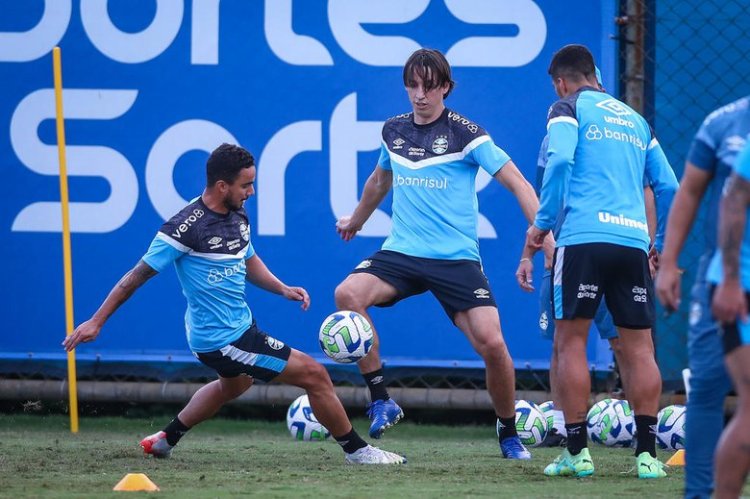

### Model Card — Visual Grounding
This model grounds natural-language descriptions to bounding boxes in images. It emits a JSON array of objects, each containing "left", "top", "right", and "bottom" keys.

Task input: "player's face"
[
  {"left": 405, "top": 71, "right": 449, "bottom": 124},
  {"left": 223, "top": 166, "right": 256, "bottom": 211}
]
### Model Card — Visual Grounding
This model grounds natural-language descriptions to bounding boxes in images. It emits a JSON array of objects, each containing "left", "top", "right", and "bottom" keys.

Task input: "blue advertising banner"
[{"left": 1, "top": 1, "right": 617, "bottom": 371}]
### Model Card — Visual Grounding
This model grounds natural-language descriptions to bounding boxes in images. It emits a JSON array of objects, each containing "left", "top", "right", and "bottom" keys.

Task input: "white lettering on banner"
[
  {"left": 0, "top": 1, "right": 71, "bottom": 62},
  {"left": 257, "top": 121, "right": 323, "bottom": 236},
  {"left": 146, "top": 120, "right": 239, "bottom": 221},
  {"left": 444, "top": 0, "right": 546, "bottom": 67},
  {"left": 0, "top": 1, "right": 547, "bottom": 67},
  {"left": 266, "top": 0, "right": 333, "bottom": 66},
  {"left": 80, "top": 0, "right": 183, "bottom": 64},
  {"left": 10, "top": 89, "right": 139, "bottom": 233}
]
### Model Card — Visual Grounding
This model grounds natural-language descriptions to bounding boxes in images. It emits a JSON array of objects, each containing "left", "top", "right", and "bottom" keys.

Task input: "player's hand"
[
  {"left": 655, "top": 261, "right": 682, "bottom": 312},
  {"left": 711, "top": 279, "right": 748, "bottom": 324},
  {"left": 525, "top": 225, "right": 548, "bottom": 253},
  {"left": 648, "top": 247, "right": 660, "bottom": 279},
  {"left": 336, "top": 216, "right": 363, "bottom": 242},
  {"left": 62, "top": 319, "right": 102, "bottom": 352},
  {"left": 516, "top": 258, "right": 534, "bottom": 292},
  {"left": 542, "top": 233, "right": 555, "bottom": 270},
  {"left": 282, "top": 285, "right": 310, "bottom": 311}
]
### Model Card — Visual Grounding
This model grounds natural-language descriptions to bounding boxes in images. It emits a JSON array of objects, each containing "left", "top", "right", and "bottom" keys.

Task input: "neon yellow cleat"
[
  {"left": 636, "top": 452, "right": 667, "bottom": 479},
  {"left": 543, "top": 448, "right": 595, "bottom": 477}
]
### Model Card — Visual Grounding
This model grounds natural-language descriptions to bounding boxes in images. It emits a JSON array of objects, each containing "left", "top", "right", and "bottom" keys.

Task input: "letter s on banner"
[{"left": 11, "top": 89, "right": 139, "bottom": 233}]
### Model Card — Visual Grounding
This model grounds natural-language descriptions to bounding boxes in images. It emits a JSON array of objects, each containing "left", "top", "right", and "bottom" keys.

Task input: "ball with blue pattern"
[{"left": 318, "top": 310, "right": 373, "bottom": 364}]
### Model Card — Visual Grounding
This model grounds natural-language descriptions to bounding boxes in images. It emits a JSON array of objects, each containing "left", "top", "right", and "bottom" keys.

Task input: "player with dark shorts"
[
  {"left": 63, "top": 143, "right": 405, "bottom": 465},
  {"left": 517, "top": 45, "right": 678, "bottom": 478},
  {"left": 708, "top": 140, "right": 750, "bottom": 498},
  {"left": 335, "top": 48, "right": 549, "bottom": 460}
]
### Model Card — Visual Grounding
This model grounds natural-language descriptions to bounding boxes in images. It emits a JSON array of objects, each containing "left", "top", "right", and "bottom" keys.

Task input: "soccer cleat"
[
  {"left": 140, "top": 431, "right": 174, "bottom": 459},
  {"left": 366, "top": 399, "right": 404, "bottom": 439},
  {"left": 540, "top": 428, "right": 568, "bottom": 448},
  {"left": 499, "top": 436, "right": 532, "bottom": 460},
  {"left": 543, "top": 448, "right": 595, "bottom": 477},
  {"left": 344, "top": 445, "right": 407, "bottom": 465},
  {"left": 636, "top": 452, "right": 667, "bottom": 479}
]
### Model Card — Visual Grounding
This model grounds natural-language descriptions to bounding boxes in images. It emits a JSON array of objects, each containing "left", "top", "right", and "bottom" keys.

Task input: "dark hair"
[
  {"left": 206, "top": 143, "right": 255, "bottom": 187},
  {"left": 548, "top": 44, "right": 596, "bottom": 82},
  {"left": 403, "top": 48, "right": 455, "bottom": 99}
]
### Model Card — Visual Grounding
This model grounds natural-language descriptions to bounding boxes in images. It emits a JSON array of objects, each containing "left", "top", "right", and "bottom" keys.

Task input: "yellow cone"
[
  {"left": 666, "top": 449, "right": 685, "bottom": 466},
  {"left": 113, "top": 473, "right": 160, "bottom": 492}
]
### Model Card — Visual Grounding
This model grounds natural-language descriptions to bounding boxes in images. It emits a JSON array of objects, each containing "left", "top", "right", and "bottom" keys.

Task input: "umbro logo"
[
  {"left": 392, "top": 138, "right": 405, "bottom": 150},
  {"left": 208, "top": 236, "right": 223, "bottom": 249},
  {"left": 474, "top": 288, "right": 490, "bottom": 299}
]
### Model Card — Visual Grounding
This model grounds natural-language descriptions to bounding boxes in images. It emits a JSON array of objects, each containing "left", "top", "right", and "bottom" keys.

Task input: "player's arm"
[
  {"left": 712, "top": 171, "right": 750, "bottom": 322},
  {"left": 62, "top": 260, "right": 157, "bottom": 351},
  {"left": 655, "top": 163, "right": 711, "bottom": 311},
  {"left": 336, "top": 165, "right": 393, "bottom": 241},
  {"left": 245, "top": 254, "right": 310, "bottom": 310}
]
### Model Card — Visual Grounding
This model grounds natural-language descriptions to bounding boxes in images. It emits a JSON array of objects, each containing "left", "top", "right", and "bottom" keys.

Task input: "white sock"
[{"left": 552, "top": 409, "right": 567, "bottom": 436}]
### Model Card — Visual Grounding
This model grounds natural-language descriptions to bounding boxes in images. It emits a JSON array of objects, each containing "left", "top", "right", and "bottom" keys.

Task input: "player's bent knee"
[{"left": 334, "top": 283, "right": 363, "bottom": 310}]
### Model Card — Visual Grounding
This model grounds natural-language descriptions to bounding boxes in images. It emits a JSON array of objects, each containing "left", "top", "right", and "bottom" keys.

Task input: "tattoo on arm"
[{"left": 719, "top": 174, "right": 750, "bottom": 280}]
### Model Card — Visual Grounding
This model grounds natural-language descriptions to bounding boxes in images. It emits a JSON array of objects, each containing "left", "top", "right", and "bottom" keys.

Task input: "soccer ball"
[
  {"left": 538, "top": 400, "right": 556, "bottom": 433},
  {"left": 318, "top": 310, "right": 373, "bottom": 363},
  {"left": 286, "top": 394, "right": 330, "bottom": 441},
  {"left": 656, "top": 404, "right": 686, "bottom": 450},
  {"left": 587, "top": 398, "right": 636, "bottom": 447},
  {"left": 500, "top": 400, "right": 548, "bottom": 447}
]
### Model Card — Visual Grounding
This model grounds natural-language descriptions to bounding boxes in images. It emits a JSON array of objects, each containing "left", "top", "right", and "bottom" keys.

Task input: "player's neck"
[
  {"left": 413, "top": 104, "right": 445, "bottom": 125},
  {"left": 201, "top": 190, "right": 229, "bottom": 215}
]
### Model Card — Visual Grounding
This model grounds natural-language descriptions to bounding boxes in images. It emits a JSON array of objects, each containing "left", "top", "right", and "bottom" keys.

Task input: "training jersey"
[
  {"left": 534, "top": 87, "right": 678, "bottom": 252},
  {"left": 142, "top": 197, "right": 256, "bottom": 353},
  {"left": 707, "top": 141, "right": 750, "bottom": 289},
  {"left": 378, "top": 107, "right": 510, "bottom": 261},
  {"left": 689, "top": 97, "right": 750, "bottom": 284}
]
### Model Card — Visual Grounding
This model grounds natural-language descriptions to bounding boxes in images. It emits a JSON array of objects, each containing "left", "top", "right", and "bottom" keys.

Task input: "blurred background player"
[
  {"left": 655, "top": 96, "right": 749, "bottom": 498},
  {"left": 518, "top": 44, "right": 677, "bottom": 478},
  {"left": 656, "top": 97, "right": 750, "bottom": 498},
  {"left": 62, "top": 143, "right": 405, "bottom": 465},
  {"left": 334, "top": 48, "right": 548, "bottom": 459},
  {"left": 708, "top": 139, "right": 750, "bottom": 499}
]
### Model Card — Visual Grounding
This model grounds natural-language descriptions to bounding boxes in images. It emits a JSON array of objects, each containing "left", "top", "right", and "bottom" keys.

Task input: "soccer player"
[
  {"left": 656, "top": 96, "right": 749, "bottom": 497},
  {"left": 62, "top": 143, "right": 405, "bottom": 465},
  {"left": 517, "top": 44, "right": 678, "bottom": 478},
  {"left": 334, "top": 48, "right": 547, "bottom": 459},
  {"left": 708, "top": 140, "right": 750, "bottom": 499}
]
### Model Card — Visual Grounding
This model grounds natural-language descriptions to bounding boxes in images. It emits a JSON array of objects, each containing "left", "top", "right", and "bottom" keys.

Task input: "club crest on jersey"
[
  {"left": 266, "top": 336, "right": 285, "bottom": 350},
  {"left": 240, "top": 223, "right": 249, "bottom": 241},
  {"left": 432, "top": 135, "right": 448, "bottom": 154}
]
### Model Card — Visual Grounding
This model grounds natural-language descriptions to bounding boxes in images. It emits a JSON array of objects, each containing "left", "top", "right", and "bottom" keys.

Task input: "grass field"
[{"left": 0, "top": 413, "right": 689, "bottom": 498}]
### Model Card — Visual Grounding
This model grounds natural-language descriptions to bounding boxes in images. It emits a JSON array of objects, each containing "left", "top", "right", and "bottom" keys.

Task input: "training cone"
[
  {"left": 666, "top": 449, "right": 685, "bottom": 466},
  {"left": 113, "top": 473, "right": 160, "bottom": 492}
]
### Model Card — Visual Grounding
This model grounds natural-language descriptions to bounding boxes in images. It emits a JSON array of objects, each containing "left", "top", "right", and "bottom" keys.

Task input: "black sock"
[
  {"left": 163, "top": 417, "right": 190, "bottom": 446},
  {"left": 565, "top": 422, "right": 587, "bottom": 455},
  {"left": 496, "top": 416, "right": 518, "bottom": 440},
  {"left": 334, "top": 428, "right": 368, "bottom": 454},
  {"left": 363, "top": 368, "right": 389, "bottom": 402},
  {"left": 634, "top": 415, "right": 657, "bottom": 457}
]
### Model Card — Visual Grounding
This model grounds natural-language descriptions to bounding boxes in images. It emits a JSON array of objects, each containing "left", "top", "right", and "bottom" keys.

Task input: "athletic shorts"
[
  {"left": 351, "top": 250, "right": 497, "bottom": 319},
  {"left": 710, "top": 287, "right": 750, "bottom": 355},
  {"left": 195, "top": 321, "right": 291, "bottom": 382},
  {"left": 552, "top": 243, "right": 654, "bottom": 329},
  {"left": 539, "top": 268, "right": 618, "bottom": 340}
]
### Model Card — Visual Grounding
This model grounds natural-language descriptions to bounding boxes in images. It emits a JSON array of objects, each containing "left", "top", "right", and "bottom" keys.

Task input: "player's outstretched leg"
[
  {"left": 277, "top": 349, "right": 406, "bottom": 464},
  {"left": 335, "top": 273, "right": 404, "bottom": 439},
  {"left": 140, "top": 376, "right": 254, "bottom": 458}
]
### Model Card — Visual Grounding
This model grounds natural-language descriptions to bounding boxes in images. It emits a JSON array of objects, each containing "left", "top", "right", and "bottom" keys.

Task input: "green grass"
[{"left": 0, "top": 414, "right": 685, "bottom": 498}]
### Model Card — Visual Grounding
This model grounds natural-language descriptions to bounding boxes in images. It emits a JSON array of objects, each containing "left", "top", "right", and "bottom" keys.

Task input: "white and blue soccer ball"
[
  {"left": 587, "top": 398, "right": 636, "bottom": 447},
  {"left": 656, "top": 404, "right": 686, "bottom": 450},
  {"left": 501, "top": 400, "right": 548, "bottom": 447},
  {"left": 318, "top": 310, "right": 373, "bottom": 364},
  {"left": 538, "top": 400, "right": 556, "bottom": 433},
  {"left": 286, "top": 394, "right": 330, "bottom": 441}
]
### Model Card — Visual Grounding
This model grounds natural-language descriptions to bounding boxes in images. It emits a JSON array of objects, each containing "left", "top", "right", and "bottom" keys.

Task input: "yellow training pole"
[{"left": 53, "top": 46, "right": 79, "bottom": 433}]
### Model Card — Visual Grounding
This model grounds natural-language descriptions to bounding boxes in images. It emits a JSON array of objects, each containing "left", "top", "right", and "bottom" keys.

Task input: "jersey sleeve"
[
  {"left": 534, "top": 135, "right": 549, "bottom": 196},
  {"left": 733, "top": 142, "right": 750, "bottom": 181},
  {"left": 377, "top": 142, "right": 392, "bottom": 171},
  {"left": 534, "top": 100, "right": 578, "bottom": 231},
  {"left": 687, "top": 115, "right": 720, "bottom": 171},
  {"left": 142, "top": 232, "right": 188, "bottom": 272},
  {"left": 468, "top": 137, "right": 510, "bottom": 176},
  {"left": 645, "top": 137, "right": 679, "bottom": 251}
]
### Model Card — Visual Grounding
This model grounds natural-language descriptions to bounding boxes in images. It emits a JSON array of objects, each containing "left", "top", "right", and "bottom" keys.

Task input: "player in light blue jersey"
[
  {"left": 517, "top": 45, "right": 678, "bottom": 478},
  {"left": 656, "top": 96, "right": 750, "bottom": 498},
  {"left": 62, "top": 144, "right": 405, "bottom": 465},
  {"left": 334, "top": 48, "right": 548, "bottom": 459}
]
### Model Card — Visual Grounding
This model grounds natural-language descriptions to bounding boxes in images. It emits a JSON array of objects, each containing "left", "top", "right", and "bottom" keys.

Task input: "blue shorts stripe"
[{"left": 254, "top": 354, "right": 288, "bottom": 373}]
